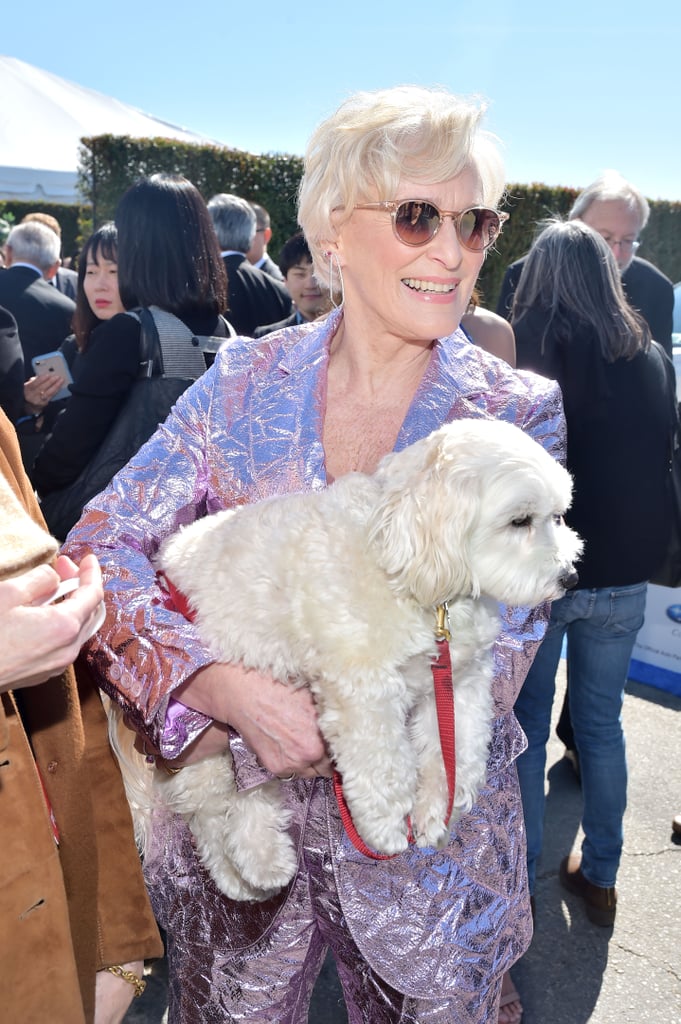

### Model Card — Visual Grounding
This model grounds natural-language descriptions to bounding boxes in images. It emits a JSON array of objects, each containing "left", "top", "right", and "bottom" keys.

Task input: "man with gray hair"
[
  {"left": 246, "top": 202, "right": 285, "bottom": 281},
  {"left": 0, "top": 221, "right": 75, "bottom": 367},
  {"left": 207, "top": 193, "right": 291, "bottom": 336},
  {"left": 496, "top": 170, "right": 674, "bottom": 355},
  {"left": 21, "top": 211, "right": 79, "bottom": 299}
]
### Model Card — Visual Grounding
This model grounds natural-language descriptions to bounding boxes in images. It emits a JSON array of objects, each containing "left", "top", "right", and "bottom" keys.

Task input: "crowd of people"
[{"left": 0, "top": 83, "right": 677, "bottom": 1024}]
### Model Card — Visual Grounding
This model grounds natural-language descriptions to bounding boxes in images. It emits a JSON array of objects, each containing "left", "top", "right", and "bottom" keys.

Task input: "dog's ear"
[{"left": 368, "top": 432, "right": 481, "bottom": 605}]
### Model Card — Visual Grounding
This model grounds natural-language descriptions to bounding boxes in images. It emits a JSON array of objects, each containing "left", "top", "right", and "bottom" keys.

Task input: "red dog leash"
[
  {"left": 334, "top": 603, "right": 456, "bottom": 859},
  {"left": 158, "top": 573, "right": 456, "bottom": 859}
]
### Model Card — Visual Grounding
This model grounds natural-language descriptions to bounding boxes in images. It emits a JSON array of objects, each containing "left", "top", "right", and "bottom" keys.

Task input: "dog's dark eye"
[{"left": 511, "top": 515, "right": 533, "bottom": 528}]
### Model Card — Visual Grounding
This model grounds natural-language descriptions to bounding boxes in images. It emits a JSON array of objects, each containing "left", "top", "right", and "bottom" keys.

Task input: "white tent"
[{"left": 0, "top": 56, "right": 226, "bottom": 204}]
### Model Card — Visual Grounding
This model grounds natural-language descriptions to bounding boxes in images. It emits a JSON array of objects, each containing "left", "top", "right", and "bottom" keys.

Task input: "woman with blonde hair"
[{"left": 66, "top": 85, "right": 562, "bottom": 1023}]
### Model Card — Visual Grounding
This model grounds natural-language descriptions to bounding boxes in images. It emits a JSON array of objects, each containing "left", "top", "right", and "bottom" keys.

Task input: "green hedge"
[
  {"left": 0, "top": 200, "right": 88, "bottom": 265},
  {"left": 78, "top": 137, "right": 681, "bottom": 308},
  {"left": 79, "top": 135, "right": 302, "bottom": 258}
]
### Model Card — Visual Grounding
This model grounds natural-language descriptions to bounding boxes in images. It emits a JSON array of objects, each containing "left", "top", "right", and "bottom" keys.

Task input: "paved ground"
[{"left": 125, "top": 663, "right": 681, "bottom": 1023}]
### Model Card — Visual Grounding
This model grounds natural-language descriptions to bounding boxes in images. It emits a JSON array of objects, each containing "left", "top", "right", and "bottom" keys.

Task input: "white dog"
[{"left": 108, "top": 418, "right": 582, "bottom": 901}]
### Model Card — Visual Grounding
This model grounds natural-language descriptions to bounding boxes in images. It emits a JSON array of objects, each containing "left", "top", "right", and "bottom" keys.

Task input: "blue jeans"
[{"left": 515, "top": 582, "right": 647, "bottom": 891}]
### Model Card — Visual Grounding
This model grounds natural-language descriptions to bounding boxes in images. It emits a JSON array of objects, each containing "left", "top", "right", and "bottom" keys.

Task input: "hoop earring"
[{"left": 326, "top": 251, "right": 345, "bottom": 308}]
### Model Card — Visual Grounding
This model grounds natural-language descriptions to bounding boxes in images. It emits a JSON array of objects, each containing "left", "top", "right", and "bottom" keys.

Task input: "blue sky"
[{"left": 5, "top": 0, "right": 681, "bottom": 200}]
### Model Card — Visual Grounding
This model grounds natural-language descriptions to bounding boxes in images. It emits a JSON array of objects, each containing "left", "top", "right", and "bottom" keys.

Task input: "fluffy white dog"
[{"left": 108, "top": 418, "right": 581, "bottom": 901}]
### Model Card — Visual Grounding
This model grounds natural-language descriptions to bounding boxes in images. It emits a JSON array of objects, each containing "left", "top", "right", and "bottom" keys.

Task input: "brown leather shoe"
[
  {"left": 673, "top": 814, "right": 681, "bottom": 836},
  {"left": 559, "top": 854, "right": 617, "bottom": 927}
]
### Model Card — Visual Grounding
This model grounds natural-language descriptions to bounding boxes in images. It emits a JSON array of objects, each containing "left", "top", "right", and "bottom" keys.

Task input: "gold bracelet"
[{"left": 105, "top": 964, "right": 146, "bottom": 998}]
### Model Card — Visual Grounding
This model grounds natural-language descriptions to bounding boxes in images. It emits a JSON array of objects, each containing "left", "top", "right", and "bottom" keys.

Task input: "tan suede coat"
[{"left": 0, "top": 412, "right": 163, "bottom": 1024}]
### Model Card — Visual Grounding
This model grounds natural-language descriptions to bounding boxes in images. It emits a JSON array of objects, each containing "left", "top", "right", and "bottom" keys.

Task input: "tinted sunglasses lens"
[
  {"left": 460, "top": 208, "right": 501, "bottom": 251},
  {"left": 394, "top": 201, "right": 440, "bottom": 245}
]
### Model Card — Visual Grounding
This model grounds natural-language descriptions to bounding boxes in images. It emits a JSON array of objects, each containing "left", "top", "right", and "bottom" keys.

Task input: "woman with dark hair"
[
  {"left": 115, "top": 175, "right": 227, "bottom": 318},
  {"left": 15, "top": 223, "right": 123, "bottom": 470},
  {"left": 71, "top": 221, "right": 122, "bottom": 354},
  {"left": 511, "top": 218, "right": 675, "bottom": 931},
  {"left": 31, "top": 174, "right": 230, "bottom": 536}
]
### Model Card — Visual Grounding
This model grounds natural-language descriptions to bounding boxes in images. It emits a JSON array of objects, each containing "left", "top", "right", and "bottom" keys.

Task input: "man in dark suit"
[
  {"left": 496, "top": 171, "right": 674, "bottom": 356},
  {"left": 207, "top": 194, "right": 292, "bottom": 336},
  {"left": 255, "top": 233, "right": 332, "bottom": 337},
  {"left": 21, "top": 212, "right": 78, "bottom": 299},
  {"left": 0, "top": 221, "right": 75, "bottom": 367},
  {"left": 247, "top": 203, "right": 285, "bottom": 281}
]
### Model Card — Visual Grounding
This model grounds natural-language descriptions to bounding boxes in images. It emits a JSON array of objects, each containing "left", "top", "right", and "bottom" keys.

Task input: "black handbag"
[
  {"left": 650, "top": 344, "right": 681, "bottom": 589},
  {"left": 39, "top": 307, "right": 230, "bottom": 540}
]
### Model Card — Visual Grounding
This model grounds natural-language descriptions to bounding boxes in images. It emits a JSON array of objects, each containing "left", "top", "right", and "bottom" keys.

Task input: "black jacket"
[
  {"left": 222, "top": 254, "right": 292, "bottom": 336},
  {"left": 514, "top": 307, "right": 674, "bottom": 587},
  {"left": 0, "top": 265, "right": 75, "bottom": 366},
  {"left": 31, "top": 309, "right": 224, "bottom": 496}
]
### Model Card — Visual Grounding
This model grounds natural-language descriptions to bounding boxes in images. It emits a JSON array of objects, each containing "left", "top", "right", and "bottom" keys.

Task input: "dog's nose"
[{"left": 560, "top": 568, "right": 579, "bottom": 591}]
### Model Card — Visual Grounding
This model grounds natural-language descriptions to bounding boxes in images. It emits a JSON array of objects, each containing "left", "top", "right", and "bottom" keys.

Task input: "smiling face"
[
  {"left": 333, "top": 166, "right": 487, "bottom": 349},
  {"left": 285, "top": 258, "right": 328, "bottom": 321},
  {"left": 83, "top": 246, "right": 124, "bottom": 320}
]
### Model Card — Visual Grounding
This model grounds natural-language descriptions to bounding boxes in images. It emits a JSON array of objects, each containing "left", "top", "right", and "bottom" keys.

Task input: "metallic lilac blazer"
[{"left": 65, "top": 307, "right": 565, "bottom": 1008}]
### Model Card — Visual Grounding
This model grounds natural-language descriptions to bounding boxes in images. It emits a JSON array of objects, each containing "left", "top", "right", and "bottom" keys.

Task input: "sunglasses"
[{"left": 353, "top": 200, "right": 508, "bottom": 251}]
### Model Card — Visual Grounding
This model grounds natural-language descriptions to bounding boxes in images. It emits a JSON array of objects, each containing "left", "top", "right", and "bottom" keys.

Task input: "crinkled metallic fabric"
[{"left": 65, "top": 309, "right": 567, "bottom": 1022}]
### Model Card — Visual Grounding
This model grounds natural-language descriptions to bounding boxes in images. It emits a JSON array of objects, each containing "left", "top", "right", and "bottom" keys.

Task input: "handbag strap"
[
  {"left": 127, "top": 307, "right": 225, "bottom": 379},
  {"left": 147, "top": 307, "right": 209, "bottom": 379}
]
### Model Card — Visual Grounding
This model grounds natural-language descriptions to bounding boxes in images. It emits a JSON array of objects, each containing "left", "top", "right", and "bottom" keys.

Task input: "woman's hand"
[
  {"left": 0, "top": 553, "right": 104, "bottom": 693},
  {"left": 94, "top": 961, "right": 144, "bottom": 1024},
  {"left": 175, "top": 663, "right": 334, "bottom": 779},
  {"left": 24, "top": 372, "right": 65, "bottom": 414}
]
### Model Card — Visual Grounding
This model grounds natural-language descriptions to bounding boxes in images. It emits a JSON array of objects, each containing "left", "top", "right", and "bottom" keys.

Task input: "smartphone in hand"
[{"left": 32, "top": 350, "right": 74, "bottom": 401}]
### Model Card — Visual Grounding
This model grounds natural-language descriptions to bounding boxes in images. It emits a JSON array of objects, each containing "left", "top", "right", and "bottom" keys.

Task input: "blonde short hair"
[{"left": 298, "top": 85, "right": 505, "bottom": 286}]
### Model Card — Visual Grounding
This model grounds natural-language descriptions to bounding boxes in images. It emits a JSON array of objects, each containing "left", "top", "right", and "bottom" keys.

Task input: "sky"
[{"left": 4, "top": 0, "right": 681, "bottom": 201}]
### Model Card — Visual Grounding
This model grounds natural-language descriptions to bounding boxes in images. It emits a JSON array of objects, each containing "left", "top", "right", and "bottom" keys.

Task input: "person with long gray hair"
[
  {"left": 511, "top": 218, "right": 675, "bottom": 933},
  {"left": 66, "top": 85, "right": 559, "bottom": 1024}
]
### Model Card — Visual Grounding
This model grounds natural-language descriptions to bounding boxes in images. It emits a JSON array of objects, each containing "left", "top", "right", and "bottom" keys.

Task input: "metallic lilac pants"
[{"left": 145, "top": 778, "right": 509, "bottom": 1023}]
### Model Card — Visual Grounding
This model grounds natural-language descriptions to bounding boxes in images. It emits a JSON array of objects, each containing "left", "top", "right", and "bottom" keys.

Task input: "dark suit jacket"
[
  {"left": 54, "top": 266, "right": 78, "bottom": 301},
  {"left": 222, "top": 254, "right": 292, "bottom": 336},
  {"left": 253, "top": 311, "right": 302, "bottom": 338},
  {"left": 621, "top": 257, "right": 674, "bottom": 353},
  {"left": 257, "top": 254, "right": 285, "bottom": 282},
  {"left": 0, "top": 266, "right": 75, "bottom": 367},
  {"left": 496, "top": 254, "right": 674, "bottom": 356},
  {"left": 0, "top": 304, "right": 25, "bottom": 423}
]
